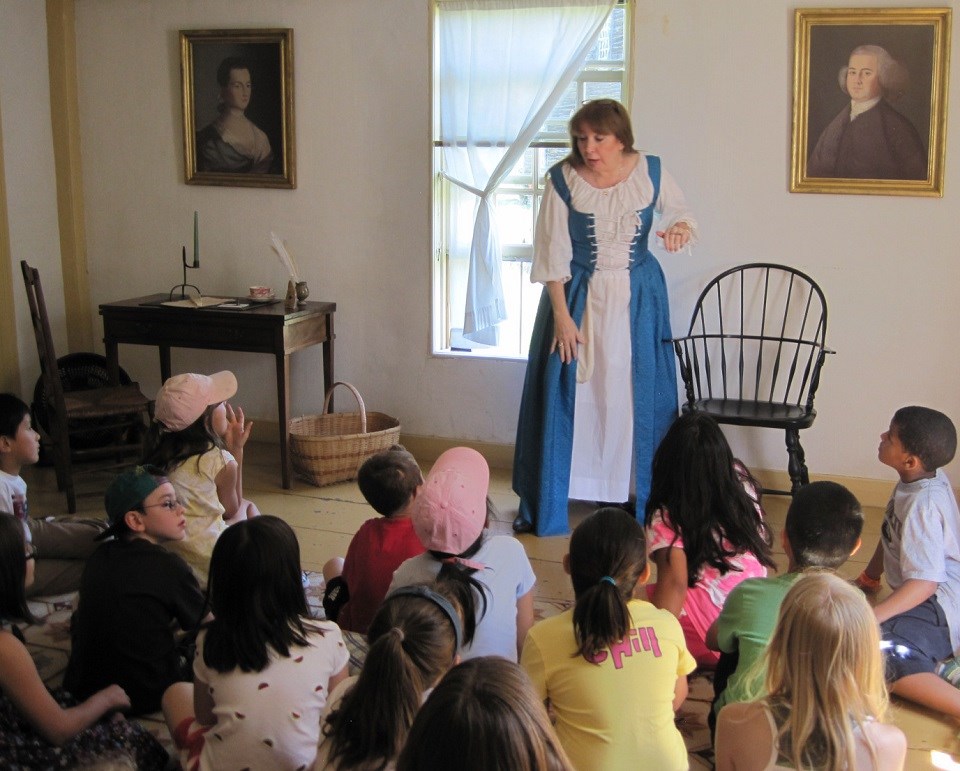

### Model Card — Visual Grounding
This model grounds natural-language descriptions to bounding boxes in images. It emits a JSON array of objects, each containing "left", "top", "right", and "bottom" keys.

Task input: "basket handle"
[{"left": 322, "top": 381, "right": 367, "bottom": 433}]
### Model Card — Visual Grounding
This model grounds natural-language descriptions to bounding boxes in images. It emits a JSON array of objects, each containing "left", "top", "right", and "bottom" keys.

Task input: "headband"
[{"left": 387, "top": 584, "right": 463, "bottom": 654}]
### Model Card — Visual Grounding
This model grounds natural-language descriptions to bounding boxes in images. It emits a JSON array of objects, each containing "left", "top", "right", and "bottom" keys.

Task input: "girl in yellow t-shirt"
[{"left": 521, "top": 507, "right": 696, "bottom": 771}]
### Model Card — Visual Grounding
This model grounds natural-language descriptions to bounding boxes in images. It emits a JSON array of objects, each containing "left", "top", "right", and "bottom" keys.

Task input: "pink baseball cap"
[
  {"left": 412, "top": 447, "right": 489, "bottom": 558},
  {"left": 154, "top": 371, "right": 237, "bottom": 431}
]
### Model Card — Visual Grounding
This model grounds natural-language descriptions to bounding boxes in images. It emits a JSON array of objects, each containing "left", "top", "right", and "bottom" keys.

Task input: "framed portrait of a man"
[
  {"left": 790, "top": 8, "right": 950, "bottom": 197},
  {"left": 181, "top": 28, "right": 295, "bottom": 189}
]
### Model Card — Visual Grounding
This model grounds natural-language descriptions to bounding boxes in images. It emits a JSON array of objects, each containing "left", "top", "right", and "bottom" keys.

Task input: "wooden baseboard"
[
  {"left": 750, "top": 469, "right": 895, "bottom": 509},
  {"left": 397, "top": 437, "right": 915, "bottom": 509},
  {"left": 256, "top": 424, "right": 945, "bottom": 509}
]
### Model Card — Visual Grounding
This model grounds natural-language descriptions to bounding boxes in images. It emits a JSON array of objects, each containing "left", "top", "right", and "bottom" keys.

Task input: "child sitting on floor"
[
  {"left": 322, "top": 445, "right": 425, "bottom": 634},
  {"left": 0, "top": 393, "right": 107, "bottom": 597},
  {"left": 521, "top": 507, "right": 695, "bottom": 770},
  {"left": 0, "top": 515, "right": 168, "bottom": 769},
  {"left": 397, "top": 657, "right": 574, "bottom": 771},
  {"left": 315, "top": 583, "right": 472, "bottom": 770},
  {"left": 714, "top": 572, "right": 906, "bottom": 771},
  {"left": 706, "top": 481, "right": 864, "bottom": 732},
  {"left": 644, "top": 412, "right": 776, "bottom": 667},
  {"left": 141, "top": 371, "right": 260, "bottom": 584},
  {"left": 856, "top": 405, "right": 960, "bottom": 718},
  {"left": 63, "top": 466, "right": 206, "bottom": 716},
  {"left": 389, "top": 447, "right": 536, "bottom": 661},
  {"left": 163, "top": 516, "right": 348, "bottom": 771}
]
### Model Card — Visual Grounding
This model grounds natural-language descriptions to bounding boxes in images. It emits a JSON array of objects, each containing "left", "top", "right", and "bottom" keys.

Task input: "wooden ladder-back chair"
[
  {"left": 20, "top": 260, "right": 152, "bottom": 512},
  {"left": 671, "top": 263, "right": 833, "bottom": 494}
]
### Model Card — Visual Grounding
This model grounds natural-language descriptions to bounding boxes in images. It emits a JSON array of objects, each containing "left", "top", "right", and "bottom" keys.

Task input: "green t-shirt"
[{"left": 714, "top": 572, "right": 801, "bottom": 715}]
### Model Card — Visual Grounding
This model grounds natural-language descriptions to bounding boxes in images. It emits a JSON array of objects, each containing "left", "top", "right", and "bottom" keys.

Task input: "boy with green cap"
[{"left": 64, "top": 466, "right": 206, "bottom": 715}]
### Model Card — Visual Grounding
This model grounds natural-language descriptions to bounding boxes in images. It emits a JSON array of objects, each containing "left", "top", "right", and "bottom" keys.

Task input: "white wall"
[
  {"left": 629, "top": 3, "right": 960, "bottom": 482},
  {"left": 0, "top": 0, "right": 68, "bottom": 391},
  {"left": 5, "top": 0, "right": 959, "bottom": 484}
]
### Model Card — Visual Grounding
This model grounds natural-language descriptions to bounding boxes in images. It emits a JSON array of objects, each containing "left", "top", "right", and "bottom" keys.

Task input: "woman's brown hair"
[{"left": 567, "top": 99, "right": 636, "bottom": 168}]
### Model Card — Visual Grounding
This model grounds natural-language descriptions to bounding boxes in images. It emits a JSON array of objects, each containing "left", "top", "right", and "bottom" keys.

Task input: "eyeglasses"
[
  {"left": 143, "top": 499, "right": 185, "bottom": 512},
  {"left": 25, "top": 545, "right": 37, "bottom": 561}
]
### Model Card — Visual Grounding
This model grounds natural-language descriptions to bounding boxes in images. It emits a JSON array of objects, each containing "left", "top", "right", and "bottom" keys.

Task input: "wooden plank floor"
[{"left": 24, "top": 441, "right": 959, "bottom": 769}]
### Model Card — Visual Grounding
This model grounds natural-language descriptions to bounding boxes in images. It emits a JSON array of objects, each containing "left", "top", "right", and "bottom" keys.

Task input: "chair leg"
[
  {"left": 785, "top": 428, "right": 809, "bottom": 495},
  {"left": 50, "top": 434, "right": 77, "bottom": 514}
]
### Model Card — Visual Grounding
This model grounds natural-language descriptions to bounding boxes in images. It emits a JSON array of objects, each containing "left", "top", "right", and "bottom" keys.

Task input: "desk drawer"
[{"left": 104, "top": 317, "right": 277, "bottom": 352}]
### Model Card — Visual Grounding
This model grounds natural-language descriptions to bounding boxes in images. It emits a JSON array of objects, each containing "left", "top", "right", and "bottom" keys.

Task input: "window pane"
[
  {"left": 584, "top": 81, "right": 622, "bottom": 102},
  {"left": 539, "top": 82, "right": 577, "bottom": 138},
  {"left": 541, "top": 147, "right": 569, "bottom": 171},
  {"left": 585, "top": 7, "right": 625, "bottom": 63},
  {"left": 495, "top": 193, "right": 534, "bottom": 248}
]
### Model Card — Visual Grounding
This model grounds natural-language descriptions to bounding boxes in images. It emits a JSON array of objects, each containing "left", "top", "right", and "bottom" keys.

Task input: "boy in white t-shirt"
[
  {"left": 857, "top": 405, "right": 960, "bottom": 717},
  {"left": 0, "top": 393, "right": 106, "bottom": 596}
]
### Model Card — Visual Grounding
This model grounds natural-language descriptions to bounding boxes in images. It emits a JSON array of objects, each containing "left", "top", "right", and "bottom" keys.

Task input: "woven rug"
[{"left": 25, "top": 574, "right": 715, "bottom": 768}]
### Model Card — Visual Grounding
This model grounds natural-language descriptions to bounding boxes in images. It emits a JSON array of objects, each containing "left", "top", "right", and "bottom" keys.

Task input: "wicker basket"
[{"left": 289, "top": 382, "right": 401, "bottom": 487}]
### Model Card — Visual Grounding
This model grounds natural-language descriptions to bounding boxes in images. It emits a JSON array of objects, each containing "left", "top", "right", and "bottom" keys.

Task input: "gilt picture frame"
[
  {"left": 790, "top": 8, "right": 950, "bottom": 197},
  {"left": 181, "top": 28, "right": 295, "bottom": 189}
]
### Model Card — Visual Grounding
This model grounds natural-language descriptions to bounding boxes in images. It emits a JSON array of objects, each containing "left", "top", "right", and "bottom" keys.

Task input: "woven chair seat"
[{"left": 62, "top": 384, "right": 151, "bottom": 419}]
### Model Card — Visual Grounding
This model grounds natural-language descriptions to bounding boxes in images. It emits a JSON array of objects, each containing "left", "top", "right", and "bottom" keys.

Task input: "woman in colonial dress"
[{"left": 513, "top": 99, "right": 696, "bottom": 536}]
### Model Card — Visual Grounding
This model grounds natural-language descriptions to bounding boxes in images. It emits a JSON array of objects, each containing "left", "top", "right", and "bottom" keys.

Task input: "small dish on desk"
[{"left": 246, "top": 292, "right": 276, "bottom": 303}]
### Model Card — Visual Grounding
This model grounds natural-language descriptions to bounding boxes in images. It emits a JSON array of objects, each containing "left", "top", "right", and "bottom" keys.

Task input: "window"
[{"left": 432, "top": 3, "right": 630, "bottom": 359}]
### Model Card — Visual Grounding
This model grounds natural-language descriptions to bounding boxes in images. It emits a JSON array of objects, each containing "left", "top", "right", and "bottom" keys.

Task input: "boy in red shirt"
[{"left": 322, "top": 445, "right": 425, "bottom": 633}]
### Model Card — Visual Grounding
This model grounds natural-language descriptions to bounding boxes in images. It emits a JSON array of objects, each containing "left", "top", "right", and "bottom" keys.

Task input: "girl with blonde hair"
[{"left": 715, "top": 572, "right": 906, "bottom": 771}]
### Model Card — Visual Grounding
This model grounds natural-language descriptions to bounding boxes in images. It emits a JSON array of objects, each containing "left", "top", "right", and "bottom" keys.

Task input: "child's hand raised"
[{"left": 222, "top": 403, "right": 253, "bottom": 454}]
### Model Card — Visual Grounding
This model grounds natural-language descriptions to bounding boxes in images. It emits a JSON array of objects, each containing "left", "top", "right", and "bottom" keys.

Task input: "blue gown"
[{"left": 513, "top": 158, "right": 678, "bottom": 536}]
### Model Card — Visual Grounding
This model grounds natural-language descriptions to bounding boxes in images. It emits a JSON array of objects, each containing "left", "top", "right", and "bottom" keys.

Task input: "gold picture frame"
[
  {"left": 790, "top": 8, "right": 950, "bottom": 196},
  {"left": 181, "top": 28, "right": 295, "bottom": 189}
]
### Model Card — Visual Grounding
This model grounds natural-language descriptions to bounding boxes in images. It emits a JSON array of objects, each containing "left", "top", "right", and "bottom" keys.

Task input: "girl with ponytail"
[
  {"left": 315, "top": 584, "right": 471, "bottom": 770},
  {"left": 521, "top": 507, "right": 696, "bottom": 771}
]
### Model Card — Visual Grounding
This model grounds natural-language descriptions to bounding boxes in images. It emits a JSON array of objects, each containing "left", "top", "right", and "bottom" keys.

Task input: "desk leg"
[
  {"left": 105, "top": 341, "right": 120, "bottom": 385},
  {"left": 323, "top": 313, "right": 335, "bottom": 411},
  {"left": 159, "top": 346, "right": 172, "bottom": 383},
  {"left": 277, "top": 353, "right": 291, "bottom": 489}
]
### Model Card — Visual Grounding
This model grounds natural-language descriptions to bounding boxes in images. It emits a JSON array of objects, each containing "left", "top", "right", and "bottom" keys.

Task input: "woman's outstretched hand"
[{"left": 656, "top": 221, "right": 692, "bottom": 253}]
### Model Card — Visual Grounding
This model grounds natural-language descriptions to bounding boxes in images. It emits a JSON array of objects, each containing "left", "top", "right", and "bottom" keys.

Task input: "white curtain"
[{"left": 437, "top": 0, "right": 615, "bottom": 344}]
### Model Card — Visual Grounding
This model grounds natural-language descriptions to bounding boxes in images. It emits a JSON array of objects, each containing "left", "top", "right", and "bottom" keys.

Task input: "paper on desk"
[{"left": 161, "top": 297, "right": 232, "bottom": 308}]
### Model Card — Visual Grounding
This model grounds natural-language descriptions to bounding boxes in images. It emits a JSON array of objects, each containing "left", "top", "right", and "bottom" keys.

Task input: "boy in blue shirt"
[{"left": 858, "top": 406, "right": 960, "bottom": 717}]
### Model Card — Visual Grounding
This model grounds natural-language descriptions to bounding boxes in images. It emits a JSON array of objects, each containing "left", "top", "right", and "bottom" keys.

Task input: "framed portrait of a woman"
[
  {"left": 790, "top": 8, "right": 950, "bottom": 197},
  {"left": 181, "top": 28, "right": 295, "bottom": 189}
]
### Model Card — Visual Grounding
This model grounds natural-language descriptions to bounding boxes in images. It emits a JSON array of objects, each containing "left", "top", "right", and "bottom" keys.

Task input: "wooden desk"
[{"left": 99, "top": 294, "right": 336, "bottom": 488}]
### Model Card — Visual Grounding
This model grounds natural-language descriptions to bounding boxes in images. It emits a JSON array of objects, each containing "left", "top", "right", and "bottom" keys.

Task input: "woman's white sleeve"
[
  {"left": 656, "top": 166, "right": 700, "bottom": 245},
  {"left": 530, "top": 175, "right": 573, "bottom": 285}
]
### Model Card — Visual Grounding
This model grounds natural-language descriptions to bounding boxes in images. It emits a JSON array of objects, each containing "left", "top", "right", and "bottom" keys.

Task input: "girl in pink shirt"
[{"left": 644, "top": 413, "right": 775, "bottom": 667}]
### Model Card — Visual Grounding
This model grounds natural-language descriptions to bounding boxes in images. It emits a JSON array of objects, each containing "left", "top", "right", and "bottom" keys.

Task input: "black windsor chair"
[{"left": 671, "top": 263, "right": 833, "bottom": 495}]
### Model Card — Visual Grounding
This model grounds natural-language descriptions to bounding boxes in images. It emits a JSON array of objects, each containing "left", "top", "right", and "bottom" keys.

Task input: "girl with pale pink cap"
[
  {"left": 388, "top": 447, "right": 537, "bottom": 662},
  {"left": 141, "top": 370, "right": 260, "bottom": 584}
]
